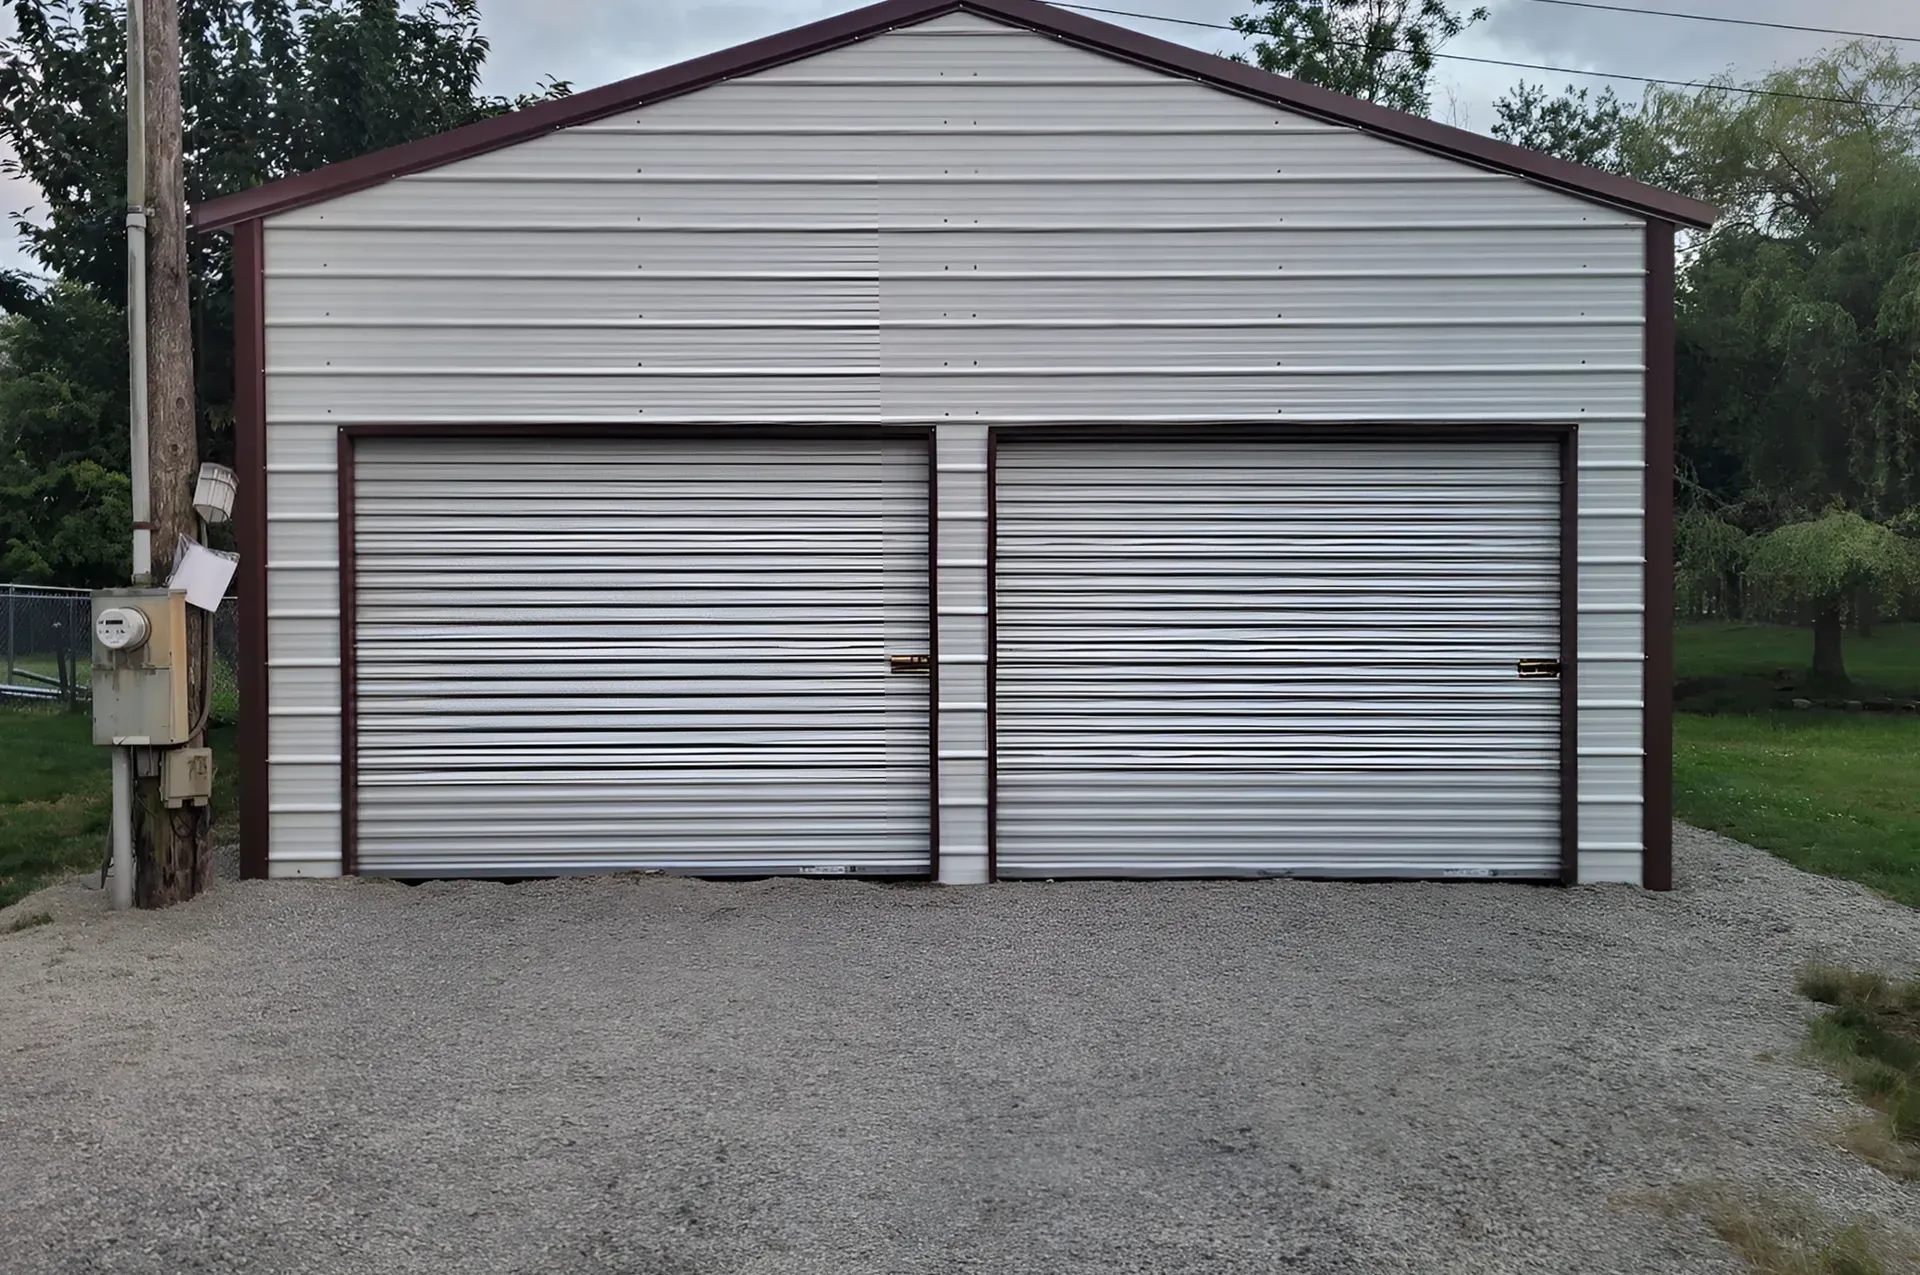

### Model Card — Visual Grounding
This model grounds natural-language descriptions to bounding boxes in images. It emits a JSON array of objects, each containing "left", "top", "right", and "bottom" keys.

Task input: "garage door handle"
[
  {"left": 890, "top": 654, "right": 932, "bottom": 675},
  {"left": 1518, "top": 659, "right": 1562, "bottom": 679}
]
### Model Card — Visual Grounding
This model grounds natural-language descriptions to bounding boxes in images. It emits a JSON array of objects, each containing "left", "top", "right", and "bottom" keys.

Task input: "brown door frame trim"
[
  {"left": 984, "top": 430, "right": 999, "bottom": 884},
  {"left": 335, "top": 422, "right": 940, "bottom": 880},
  {"left": 336, "top": 428, "right": 359, "bottom": 874},
  {"left": 985, "top": 421, "right": 1580, "bottom": 884}
]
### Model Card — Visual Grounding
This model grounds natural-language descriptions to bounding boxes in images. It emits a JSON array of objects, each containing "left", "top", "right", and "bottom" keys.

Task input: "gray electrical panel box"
[
  {"left": 162, "top": 747, "right": 214, "bottom": 807},
  {"left": 91, "top": 588, "right": 191, "bottom": 746}
]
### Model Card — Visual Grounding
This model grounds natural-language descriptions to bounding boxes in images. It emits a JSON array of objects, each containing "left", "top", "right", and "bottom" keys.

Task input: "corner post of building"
[{"left": 1643, "top": 219, "right": 1678, "bottom": 892}]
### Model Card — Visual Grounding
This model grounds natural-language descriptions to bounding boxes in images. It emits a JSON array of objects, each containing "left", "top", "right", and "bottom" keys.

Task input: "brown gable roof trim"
[{"left": 191, "top": 0, "right": 1716, "bottom": 232}]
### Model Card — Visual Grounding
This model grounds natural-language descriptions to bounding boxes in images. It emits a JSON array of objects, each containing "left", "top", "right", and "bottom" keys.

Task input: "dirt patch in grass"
[{"left": 1799, "top": 965, "right": 1920, "bottom": 1180}]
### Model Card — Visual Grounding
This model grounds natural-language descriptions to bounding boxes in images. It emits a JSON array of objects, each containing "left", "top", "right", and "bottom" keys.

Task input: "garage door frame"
[
  {"left": 336, "top": 422, "right": 940, "bottom": 878},
  {"left": 985, "top": 422, "right": 1578, "bottom": 884}
]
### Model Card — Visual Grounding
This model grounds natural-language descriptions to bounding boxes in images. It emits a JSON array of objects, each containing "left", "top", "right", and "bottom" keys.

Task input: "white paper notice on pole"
[{"left": 167, "top": 534, "right": 239, "bottom": 612}]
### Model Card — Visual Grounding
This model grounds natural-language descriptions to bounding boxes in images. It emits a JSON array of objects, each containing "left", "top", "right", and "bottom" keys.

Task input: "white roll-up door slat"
[
  {"left": 994, "top": 439, "right": 1563, "bottom": 879},
  {"left": 352, "top": 436, "right": 931, "bottom": 877}
]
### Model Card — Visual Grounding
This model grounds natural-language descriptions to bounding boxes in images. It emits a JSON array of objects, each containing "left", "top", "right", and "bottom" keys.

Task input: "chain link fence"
[{"left": 1, "top": 584, "right": 238, "bottom": 724}]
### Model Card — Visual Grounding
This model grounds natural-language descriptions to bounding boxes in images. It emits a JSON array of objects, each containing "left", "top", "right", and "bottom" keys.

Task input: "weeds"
[
  {"left": 1653, "top": 1184, "right": 1917, "bottom": 1275},
  {"left": 5, "top": 910, "right": 53, "bottom": 933},
  {"left": 1800, "top": 964, "right": 1920, "bottom": 1179}
]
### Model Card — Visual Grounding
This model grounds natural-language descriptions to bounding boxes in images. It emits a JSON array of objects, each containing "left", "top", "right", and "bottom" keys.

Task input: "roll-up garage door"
[
  {"left": 349, "top": 435, "right": 931, "bottom": 877},
  {"left": 993, "top": 438, "right": 1566, "bottom": 879}
]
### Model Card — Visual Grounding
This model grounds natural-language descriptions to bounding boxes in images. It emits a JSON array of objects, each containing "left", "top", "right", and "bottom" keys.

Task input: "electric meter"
[{"left": 95, "top": 606, "right": 152, "bottom": 652}]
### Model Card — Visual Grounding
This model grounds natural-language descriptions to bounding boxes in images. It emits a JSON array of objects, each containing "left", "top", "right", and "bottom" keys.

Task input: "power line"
[
  {"left": 1047, "top": 3, "right": 1920, "bottom": 113},
  {"left": 1052, "top": 0, "right": 1920, "bottom": 46},
  {"left": 1051, "top": 4, "right": 1244, "bottom": 31},
  {"left": 1515, "top": 0, "right": 1920, "bottom": 47}
]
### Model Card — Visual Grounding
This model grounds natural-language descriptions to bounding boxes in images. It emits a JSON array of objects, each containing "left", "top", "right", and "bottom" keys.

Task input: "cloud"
[{"left": 1479, "top": 0, "right": 1917, "bottom": 83}]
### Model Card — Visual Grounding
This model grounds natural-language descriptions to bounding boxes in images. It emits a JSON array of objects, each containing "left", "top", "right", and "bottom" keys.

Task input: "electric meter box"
[{"left": 91, "top": 588, "right": 191, "bottom": 747}]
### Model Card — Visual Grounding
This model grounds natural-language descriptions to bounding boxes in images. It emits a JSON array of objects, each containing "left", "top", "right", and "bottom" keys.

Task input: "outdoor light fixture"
[{"left": 192, "top": 462, "right": 237, "bottom": 524}]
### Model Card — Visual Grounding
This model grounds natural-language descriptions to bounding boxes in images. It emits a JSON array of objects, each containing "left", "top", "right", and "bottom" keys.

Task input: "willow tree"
[
  {"left": 1492, "top": 46, "right": 1920, "bottom": 525},
  {"left": 1653, "top": 44, "right": 1920, "bottom": 522},
  {"left": 1674, "top": 510, "right": 1748, "bottom": 620},
  {"left": 1745, "top": 511, "right": 1919, "bottom": 685}
]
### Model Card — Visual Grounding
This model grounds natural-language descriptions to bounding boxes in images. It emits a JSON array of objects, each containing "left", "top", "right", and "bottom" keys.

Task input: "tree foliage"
[
  {"left": 0, "top": 285, "right": 131, "bottom": 584},
  {"left": 1745, "top": 510, "right": 1918, "bottom": 617},
  {"left": 1491, "top": 81, "right": 1632, "bottom": 171},
  {"left": 1493, "top": 47, "right": 1920, "bottom": 522},
  {"left": 1229, "top": 0, "right": 1487, "bottom": 116},
  {"left": 1, "top": 0, "right": 568, "bottom": 308},
  {"left": 1662, "top": 46, "right": 1920, "bottom": 525},
  {"left": 1675, "top": 509, "right": 1748, "bottom": 620},
  {"left": 1489, "top": 45, "right": 1920, "bottom": 666},
  {"left": 0, "top": 0, "right": 566, "bottom": 584}
]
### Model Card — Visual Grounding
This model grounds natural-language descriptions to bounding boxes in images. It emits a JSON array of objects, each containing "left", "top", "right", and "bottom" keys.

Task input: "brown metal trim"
[
  {"left": 191, "top": 0, "right": 1714, "bottom": 234},
  {"left": 332, "top": 421, "right": 938, "bottom": 880},
  {"left": 335, "top": 422, "right": 914, "bottom": 441},
  {"left": 985, "top": 430, "right": 1000, "bottom": 884},
  {"left": 987, "top": 421, "right": 1580, "bottom": 884},
  {"left": 1559, "top": 427, "right": 1580, "bottom": 886},
  {"left": 337, "top": 429, "right": 359, "bottom": 876},
  {"left": 1643, "top": 220, "right": 1677, "bottom": 891},
  {"left": 234, "top": 219, "right": 270, "bottom": 881},
  {"left": 993, "top": 422, "right": 1577, "bottom": 445},
  {"left": 927, "top": 434, "right": 941, "bottom": 882}
]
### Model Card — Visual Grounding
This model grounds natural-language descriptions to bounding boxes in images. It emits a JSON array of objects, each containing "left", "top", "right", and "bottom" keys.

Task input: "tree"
[
  {"left": 1487, "top": 46, "right": 1920, "bottom": 661},
  {"left": 1507, "top": 45, "right": 1920, "bottom": 575},
  {"left": 1491, "top": 81, "right": 1631, "bottom": 171},
  {"left": 0, "top": 0, "right": 570, "bottom": 542},
  {"left": 0, "top": 284, "right": 132, "bottom": 584},
  {"left": 1229, "top": 0, "right": 1488, "bottom": 116},
  {"left": 1744, "top": 510, "right": 1919, "bottom": 684},
  {"left": 1631, "top": 42, "right": 1920, "bottom": 519},
  {"left": 1674, "top": 138, "right": 1920, "bottom": 523},
  {"left": 1674, "top": 509, "right": 1748, "bottom": 621}
]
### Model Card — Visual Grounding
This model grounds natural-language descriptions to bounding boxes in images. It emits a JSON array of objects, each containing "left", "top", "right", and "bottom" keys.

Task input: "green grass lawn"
[
  {"left": 1676, "top": 621, "right": 1920, "bottom": 708},
  {"left": 6, "top": 656, "right": 239, "bottom": 725},
  {"left": 1675, "top": 712, "right": 1920, "bottom": 907},
  {"left": 1675, "top": 622, "right": 1920, "bottom": 908},
  {"left": 0, "top": 709, "right": 236, "bottom": 909}
]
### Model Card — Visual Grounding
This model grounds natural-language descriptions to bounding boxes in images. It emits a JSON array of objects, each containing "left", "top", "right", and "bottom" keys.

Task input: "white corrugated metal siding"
[
  {"left": 349, "top": 436, "right": 930, "bottom": 876},
  {"left": 994, "top": 440, "right": 1564, "bottom": 878},
  {"left": 260, "top": 9, "right": 1646, "bottom": 883}
]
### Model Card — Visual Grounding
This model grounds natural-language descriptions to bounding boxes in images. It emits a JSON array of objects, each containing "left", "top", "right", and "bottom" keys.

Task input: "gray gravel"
[{"left": 2, "top": 825, "right": 1917, "bottom": 1275}]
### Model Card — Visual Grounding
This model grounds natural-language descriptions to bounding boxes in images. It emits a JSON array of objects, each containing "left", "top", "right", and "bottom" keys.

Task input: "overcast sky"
[{"left": 2, "top": 0, "right": 1916, "bottom": 276}]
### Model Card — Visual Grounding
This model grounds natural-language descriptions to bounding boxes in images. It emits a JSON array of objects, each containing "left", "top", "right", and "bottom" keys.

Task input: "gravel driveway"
[{"left": 2, "top": 826, "right": 1916, "bottom": 1275}]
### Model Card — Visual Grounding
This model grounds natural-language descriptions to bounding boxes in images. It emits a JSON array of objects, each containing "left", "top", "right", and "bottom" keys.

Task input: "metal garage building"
[{"left": 194, "top": 0, "right": 1714, "bottom": 888}]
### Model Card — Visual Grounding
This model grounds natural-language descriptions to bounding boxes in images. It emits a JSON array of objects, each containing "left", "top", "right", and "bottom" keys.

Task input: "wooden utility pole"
[{"left": 134, "top": 0, "right": 211, "bottom": 906}]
